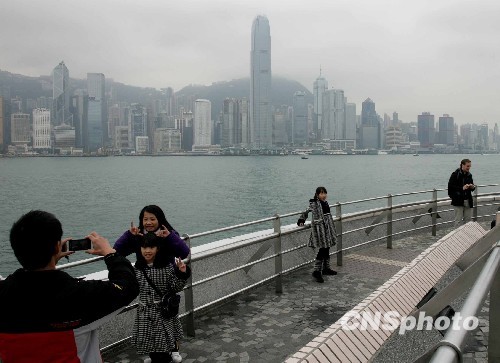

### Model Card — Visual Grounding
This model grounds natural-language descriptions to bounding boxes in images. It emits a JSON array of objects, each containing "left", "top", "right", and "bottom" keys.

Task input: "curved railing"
[{"left": 54, "top": 184, "right": 500, "bottom": 352}]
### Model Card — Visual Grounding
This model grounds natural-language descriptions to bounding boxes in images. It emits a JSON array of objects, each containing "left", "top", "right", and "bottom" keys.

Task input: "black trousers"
[
  {"left": 316, "top": 247, "right": 330, "bottom": 260},
  {"left": 149, "top": 352, "right": 172, "bottom": 362}
]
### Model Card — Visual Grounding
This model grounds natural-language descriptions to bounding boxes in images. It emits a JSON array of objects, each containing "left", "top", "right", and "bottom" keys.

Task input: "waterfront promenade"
[{"left": 103, "top": 223, "right": 491, "bottom": 363}]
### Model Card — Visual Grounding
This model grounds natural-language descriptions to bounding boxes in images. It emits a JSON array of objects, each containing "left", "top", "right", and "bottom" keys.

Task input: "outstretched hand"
[
  {"left": 175, "top": 257, "right": 186, "bottom": 272},
  {"left": 129, "top": 221, "right": 143, "bottom": 236},
  {"left": 155, "top": 225, "right": 170, "bottom": 238}
]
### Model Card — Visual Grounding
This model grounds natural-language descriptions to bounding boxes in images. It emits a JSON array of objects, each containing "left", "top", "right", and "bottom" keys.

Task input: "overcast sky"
[{"left": 1, "top": 0, "right": 499, "bottom": 127}]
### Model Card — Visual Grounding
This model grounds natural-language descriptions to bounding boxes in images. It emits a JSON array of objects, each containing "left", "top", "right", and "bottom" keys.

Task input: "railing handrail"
[
  {"left": 429, "top": 241, "right": 500, "bottom": 363},
  {"left": 58, "top": 186, "right": 500, "bottom": 271}
]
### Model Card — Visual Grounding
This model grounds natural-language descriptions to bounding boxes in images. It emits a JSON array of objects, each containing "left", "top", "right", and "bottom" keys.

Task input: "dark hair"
[
  {"left": 138, "top": 205, "right": 174, "bottom": 232},
  {"left": 313, "top": 186, "right": 328, "bottom": 200},
  {"left": 10, "top": 210, "right": 63, "bottom": 270},
  {"left": 140, "top": 232, "right": 161, "bottom": 248},
  {"left": 461, "top": 159, "right": 471, "bottom": 166}
]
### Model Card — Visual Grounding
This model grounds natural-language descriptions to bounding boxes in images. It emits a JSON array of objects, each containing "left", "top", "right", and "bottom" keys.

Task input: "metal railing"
[
  {"left": 54, "top": 184, "right": 500, "bottom": 352},
  {"left": 428, "top": 212, "right": 500, "bottom": 363}
]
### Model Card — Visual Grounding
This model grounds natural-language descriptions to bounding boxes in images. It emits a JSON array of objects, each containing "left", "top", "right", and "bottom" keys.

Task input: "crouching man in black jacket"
[{"left": 0, "top": 210, "right": 139, "bottom": 363}]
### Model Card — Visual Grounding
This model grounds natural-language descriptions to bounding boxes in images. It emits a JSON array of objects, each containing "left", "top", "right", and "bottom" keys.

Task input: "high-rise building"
[
  {"left": 87, "top": 73, "right": 106, "bottom": 149},
  {"left": 240, "top": 98, "right": 250, "bottom": 147},
  {"left": 10, "top": 113, "right": 31, "bottom": 145},
  {"left": 438, "top": 114, "right": 454, "bottom": 145},
  {"left": 292, "top": 91, "right": 308, "bottom": 145},
  {"left": 221, "top": 98, "right": 241, "bottom": 147},
  {"left": 193, "top": 99, "right": 212, "bottom": 148},
  {"left": 313, "top": 71, "right": 328, "bottom": 140},
  {"left": 417, "top": 112, "right": 435, "bottom": 147},
  {"left": 360, "top": 98, "right": 380, "bottom": 149},
  {"left": 250, "top": 15, "right": 272, "bottom": 149},
  {"left": 345, "top": 103, "right": 357, "bottom": 142},
  {"left": 52, "top": 61, "right": 72, "bottom": 126},
  {"left": 33, "top": 108, "right": 51, "bottom": 150},
  {"left": 322, "top": 89, "right": 345, "bottom": 140},
  {"left": 71, "top": 90, "right": 88, "bottom": 149},
  {"left": 0, "top": 96, "right": 4, "bottom": 151}
]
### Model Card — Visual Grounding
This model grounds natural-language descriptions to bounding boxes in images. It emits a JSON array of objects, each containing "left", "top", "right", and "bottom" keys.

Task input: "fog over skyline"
[{"left": 1, "top": 0, "right": 499, "bottom": 127}]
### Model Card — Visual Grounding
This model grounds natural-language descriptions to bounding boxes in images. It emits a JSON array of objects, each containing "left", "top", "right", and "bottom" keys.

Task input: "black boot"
[
  {"left": 312, "top": 260, "right": 324, "bottom": 283},
  {"left": 322, "top": 257, "right": 337, "bottom": 275}
]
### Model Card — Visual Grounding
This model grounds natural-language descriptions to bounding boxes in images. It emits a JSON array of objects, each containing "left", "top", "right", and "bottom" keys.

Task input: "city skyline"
[{"left": 0, "top": 0, "right": 499, "bottom": 128}]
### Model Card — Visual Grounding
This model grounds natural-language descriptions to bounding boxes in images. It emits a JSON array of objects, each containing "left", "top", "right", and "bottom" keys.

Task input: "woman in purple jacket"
[
  {"left": 114, "top": 205, "right": 190, "bottom": 265},
  {"left": 114, "top": 205, "right": 190, "bottom": 362}
]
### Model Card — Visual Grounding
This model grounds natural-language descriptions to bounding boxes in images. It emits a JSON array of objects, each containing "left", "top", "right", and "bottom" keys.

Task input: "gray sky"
[{"left": 1, "top": 0, "right": 499, "bottom": 127}]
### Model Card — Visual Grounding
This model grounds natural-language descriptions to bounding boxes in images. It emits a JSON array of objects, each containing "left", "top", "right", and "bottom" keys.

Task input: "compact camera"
[{"left": 68, "top": 238, "right": 92, "bottom": 251}]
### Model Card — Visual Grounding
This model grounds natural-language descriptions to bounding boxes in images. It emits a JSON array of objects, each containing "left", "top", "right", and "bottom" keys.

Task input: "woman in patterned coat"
[
  {"left": 132, "top": 232, "right": 190, "bottom": 363},
  {"left": 297, "top": 186, "right": 337, "bottom": 283}
]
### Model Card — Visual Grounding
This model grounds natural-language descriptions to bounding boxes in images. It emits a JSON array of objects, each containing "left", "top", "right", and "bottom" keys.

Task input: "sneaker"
[
  {"left": 312, "top": 270, "right": 324, "bottom": 283},
  {"left": 171, "top": 351, "right": 182, "bottom": 363},
  {"left": 322, "top": 268, "right": 337, "bottom": 276}
]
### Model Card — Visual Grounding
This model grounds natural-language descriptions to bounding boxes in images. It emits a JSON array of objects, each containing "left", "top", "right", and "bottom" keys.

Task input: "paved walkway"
[{"left": 103, "top": 225, "right": 491, "bottom": 363}]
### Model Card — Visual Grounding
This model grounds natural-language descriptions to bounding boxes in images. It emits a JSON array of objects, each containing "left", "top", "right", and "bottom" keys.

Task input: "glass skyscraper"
[
  {"left": 52, "top": 61, "right": 72, "bottom": 126},
  {"left": 250, "top": 15, "right": 272, "bottom": 149}
]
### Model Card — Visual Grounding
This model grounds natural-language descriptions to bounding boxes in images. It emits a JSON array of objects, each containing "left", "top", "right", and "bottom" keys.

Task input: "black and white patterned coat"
[
  {"left": 132, "top": 263, "right": 190, "bottom": 354},
  {"left": 298, "top": 199, "right": 337, "bottom": 249}
]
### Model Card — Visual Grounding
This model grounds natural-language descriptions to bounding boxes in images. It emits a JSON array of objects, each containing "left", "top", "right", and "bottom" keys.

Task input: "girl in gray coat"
[
  {"left": 298, "top": 186, "right": 337, "bottom": 283},
  {"left": 132, "top": 233, "right": 190, "bottom": 363}
]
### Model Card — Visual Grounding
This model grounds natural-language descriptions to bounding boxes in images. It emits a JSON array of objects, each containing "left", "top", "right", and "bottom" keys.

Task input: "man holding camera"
[
  {"left": 448, "top": 159, "right": 475, "bottom": 227},
  {"left": 0, "top": 210, "right": 139, "bottom": 363}
]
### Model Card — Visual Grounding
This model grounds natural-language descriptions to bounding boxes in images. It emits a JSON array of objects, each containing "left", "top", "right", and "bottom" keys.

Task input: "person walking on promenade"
[
  {"left": 114, "top": 205, "right": 189, "bottom": 362},
  {"left": 0, "top": 210, "right": 139, "bottom": 363},
  {"left": 132, "top": 232, "right": 190, "bottom": 363},
  {"left": 297, "top": 186, "right": 338, "bottom": 283},
  {"left": 448, "top": 159, "right": 475, "bottom": 227}
]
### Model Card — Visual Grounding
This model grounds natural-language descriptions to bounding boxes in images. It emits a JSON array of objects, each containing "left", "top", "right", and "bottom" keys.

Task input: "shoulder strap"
[{"left": 140, "top": 268, "right": 163, "bottom": 296}]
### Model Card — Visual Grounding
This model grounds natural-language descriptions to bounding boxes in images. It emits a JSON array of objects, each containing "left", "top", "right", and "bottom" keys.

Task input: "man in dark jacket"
[
  {"left": 0, "top": 210, "right": 139, "bottom": 363},
  {"left": 448, "top": 159, "right": 475, "bottom": 227}
]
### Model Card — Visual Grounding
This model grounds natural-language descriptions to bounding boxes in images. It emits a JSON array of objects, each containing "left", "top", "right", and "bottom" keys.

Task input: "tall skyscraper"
[
  {"left": 360, "top": 98, "right": 380, "bottom": 149},
  {"left": 323, "top": 89, "right": 346, "bottom": 140},
  {"left": 250, "top": 15, "right": 272, "bottom": 149},
  {"left": 438, "top": 114, "right": 454, "bottom": 145},
  {"left": 313, "top": 70, "right": 328, "bottom": 140},
  {"left": 221, "top": 98, "right": 241, "bottom": 147},
  {"left": 0, "top": 96, "right": 4, "bottom": 151},
  {"left": 292, "top": 91, "right": 307, "bottom": 145},
  {"left": 52, "top": 61, "right": 72, "bottom": 126},
  {"left": 417, "top": 112, "right": 435, "bottom": 147},
  {"left": 87, "top": 73, "right": 106, "bottom": 150},
  {"left": 33, "top": 108, "right": 51, "bottom": 150},
  {"left": 10, "top": 113, "right": 31, "bottom": 145},
  {"left": 193, "top": 99, "right": 212, "bottom": 148}
]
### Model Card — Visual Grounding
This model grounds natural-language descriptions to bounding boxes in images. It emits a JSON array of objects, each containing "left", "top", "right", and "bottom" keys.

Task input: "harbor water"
[{"left": 1, "top": 154, "right": 499, "bottom": 277}]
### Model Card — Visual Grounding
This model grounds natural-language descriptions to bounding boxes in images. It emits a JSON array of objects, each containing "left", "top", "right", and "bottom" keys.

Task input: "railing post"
[
  {"left": 489, "top": 249, "right": 500, "bottom": 363},
  {"left": 432, "top": 189, "right": 437, "bottom": 236},
  {"left": 182, "top": 233, "right": 195, "bottom": 337},
  {"left": 273, "top": 214, "right": 283, "bottom": 294},
  {"left": 336, "top": 203, "right": 343, "bottom": 267},
  {"left": 387, "top": 194, "right": 393, "bottom": 249},
  {"left": 473, "top": 186, "right": 478, "bottom": 222}
]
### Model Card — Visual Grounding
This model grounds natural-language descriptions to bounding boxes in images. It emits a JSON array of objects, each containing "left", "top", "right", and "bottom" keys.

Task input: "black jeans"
[
  {"left": 149, "top": 352, "right": 172, "bottom": 363},
  {"left": 316, "top": 247, "right": 330, "bottom": 260}
]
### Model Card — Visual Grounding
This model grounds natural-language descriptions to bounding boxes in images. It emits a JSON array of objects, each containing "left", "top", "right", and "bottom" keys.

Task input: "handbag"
[{"left": 141, "top": 269, "right": 181, "bottom": 319}]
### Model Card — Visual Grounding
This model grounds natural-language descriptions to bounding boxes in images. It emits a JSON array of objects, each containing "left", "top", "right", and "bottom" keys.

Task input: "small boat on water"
[{"left": 301, "top": 156, "right": 308, "bottom": 160}]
